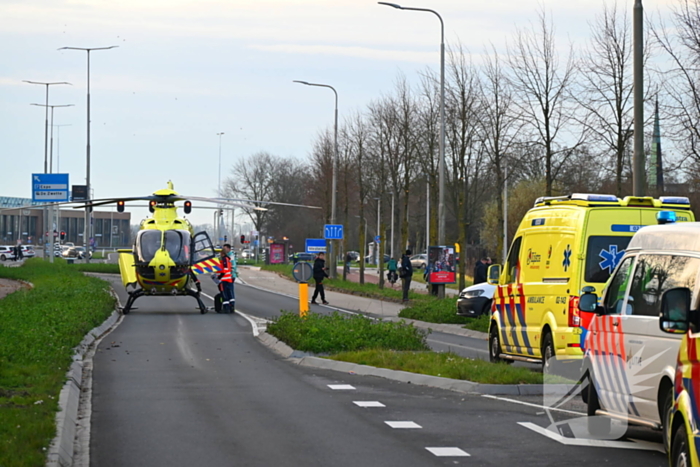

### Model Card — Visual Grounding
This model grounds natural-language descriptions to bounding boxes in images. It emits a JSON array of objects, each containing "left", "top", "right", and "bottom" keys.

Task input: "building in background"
[{"left": 0, "top": 196, "right": 131, "bottom": 247}]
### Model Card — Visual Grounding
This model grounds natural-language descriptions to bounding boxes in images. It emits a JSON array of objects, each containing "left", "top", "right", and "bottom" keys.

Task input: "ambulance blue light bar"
[
  {"left": 656, "top": 211, "right": 677, "bottom": 224},
  {"left": 659, "top": 196, "right": 690, "bottom": 205},
  {"left": 571, "top": 193, "right": 618, "bottom": 202}
]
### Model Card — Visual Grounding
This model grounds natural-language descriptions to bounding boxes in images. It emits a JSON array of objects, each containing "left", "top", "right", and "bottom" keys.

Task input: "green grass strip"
[
  {"left": 0, "top": 258, "right": 115, "bottom": 467},
  {"left": 330, "top": 349, "right": 543, "bottom": 385},
  {"left": 267, "top": 311, "right": 429, "bottom": 354}
]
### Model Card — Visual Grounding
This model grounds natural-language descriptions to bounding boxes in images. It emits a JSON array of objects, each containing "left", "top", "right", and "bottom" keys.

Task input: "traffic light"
[
  {"left": 240, "top": 235, "right": 246, "bottom": 244},
  {"left": 184, "top": 200, "right": 192, "bottom": 214},
  {"left": 117, "top": 200, "right": 125, "bottom": 212},
  {"left": 149, "top": 200, "right": 156, "bottom": 213},
  {"left": 60, "top": 231, "right": 66, "bottom": 241}
]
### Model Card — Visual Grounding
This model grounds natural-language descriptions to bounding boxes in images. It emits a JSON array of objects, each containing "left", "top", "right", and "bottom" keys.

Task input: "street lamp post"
[
  {"left": 31, "top": 104, "right": 74, "bottom": 173},
  {"left": 379, "top": 2, "right": 445, "bottom": 297},
  {"left": 293, "top": 80, "right": 339, "bottom": 278},
  {"left": 389, "top": 192, "right": 395, "bottom": 259},
  {"left": 23, "top": 80, "right": 71, "bottom": 256},
  {"left": 216, "top": 132, "right": 225, "bottom": 243},
  {"left": 59, "top": 45, "right": 118, "bottom": 262},
  {"left": 426, "top": 176, "right": 430, "bottom": 253}
]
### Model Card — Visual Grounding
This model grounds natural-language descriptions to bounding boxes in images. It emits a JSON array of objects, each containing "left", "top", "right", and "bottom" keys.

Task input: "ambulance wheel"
[
  {"left": 587, "top": 378, "right": 611, "bottom": 436},
  {"left": 542, "top": 333, "right": 555, "bottom": 373},
  {"left": 662, "top": 385, "right": 674, "bottom": 452},
  {"left": 672, "top": 424, "right": 691, "bottom": 467},
  {"left": 489, "top": 324, "right": 511, "bottom": 364}
]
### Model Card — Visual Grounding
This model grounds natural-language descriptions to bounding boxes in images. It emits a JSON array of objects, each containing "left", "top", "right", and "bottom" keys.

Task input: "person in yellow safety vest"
[{"left": 218, "top": 244, "right": 234, "bottom": 313}]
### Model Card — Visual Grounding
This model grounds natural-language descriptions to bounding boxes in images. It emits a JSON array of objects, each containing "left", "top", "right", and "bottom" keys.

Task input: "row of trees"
[{"left": 225, "top": 1, "right": 700, "bottom": 289}]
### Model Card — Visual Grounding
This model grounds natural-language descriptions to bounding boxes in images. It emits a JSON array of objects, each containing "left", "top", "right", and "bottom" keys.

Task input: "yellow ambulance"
[{"left": 487, "top": 194, "right": 694, "bottom": 370}]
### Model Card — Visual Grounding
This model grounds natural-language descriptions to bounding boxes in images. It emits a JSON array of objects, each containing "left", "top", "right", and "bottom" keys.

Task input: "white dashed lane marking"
[
  {"left": 328, "top": 384, "right": 356, "bottom": 390},
  {"left": 353, "top": 401, "right": 386, "bottom": 407},
  {"left": 426, "top": 447, "right": 470, "bottom": 457},
  {"left": 385, "top": 421, "right": 422, "bottom": 429}
]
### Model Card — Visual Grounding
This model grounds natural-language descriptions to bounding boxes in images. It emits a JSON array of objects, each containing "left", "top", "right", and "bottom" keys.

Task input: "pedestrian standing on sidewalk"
[
  {"left": 399, "top": 249, "right": 414, "bottom": 302},
  {"left": 218, "top": 245, "right": 234, "bottom": 313},
  {"left": 311, "top": 252, "right": 329, "bottom": 305}
]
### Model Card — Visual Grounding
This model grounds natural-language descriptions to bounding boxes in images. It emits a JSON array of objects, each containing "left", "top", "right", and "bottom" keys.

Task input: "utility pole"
[{"left": 633, "top": 0, "right": 645, "bottom": 196}]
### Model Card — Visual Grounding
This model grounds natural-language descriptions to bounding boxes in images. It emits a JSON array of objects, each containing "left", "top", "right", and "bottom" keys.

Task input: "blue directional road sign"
[
  {"left": 32, "top": 173, "right": 69, "bottom": 202},
  {"left": 324, "top": 224, "right": 344, "bottom": 240},
  {"left": 374, "top": 235, "right": 381, "bottom": 244},
  {"left": 305, "top": 238, "right": 326, "bottom": 253}
]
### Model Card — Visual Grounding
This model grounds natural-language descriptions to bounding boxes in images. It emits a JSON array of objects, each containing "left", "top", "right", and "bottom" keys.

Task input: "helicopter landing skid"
[
  {"left": 185, "top": 289, "right": 209, "bottom": 314},
  {"left": 122, "top": 289, "right": 145, "bottom": 315}
]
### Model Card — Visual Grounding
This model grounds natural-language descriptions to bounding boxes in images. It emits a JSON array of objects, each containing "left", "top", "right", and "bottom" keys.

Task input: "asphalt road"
[{"left": 90, "top": 277, "right": 668, "bottom": 466}]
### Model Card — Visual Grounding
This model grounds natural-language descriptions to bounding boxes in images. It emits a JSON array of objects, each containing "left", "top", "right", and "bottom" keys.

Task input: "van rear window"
[{"left": 584, "top": 236, "right": 633, "bottom": 283}]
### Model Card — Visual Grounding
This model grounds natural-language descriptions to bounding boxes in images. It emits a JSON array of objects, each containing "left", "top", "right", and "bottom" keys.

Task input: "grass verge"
[
  {"left": 72, "top": 263, "right": 121, "bottom": 274},
  {"left": 330, "top": 349, "right": 542, "bottom": 385},
  {"left": 399, "top": 297, "right": 490, "bottom": 333},
  {"left": 0, "top": 258, "right": 116, "bottom": 467},
  {"left": 267, "top": 312, "right": 429, "bottom": 354}
]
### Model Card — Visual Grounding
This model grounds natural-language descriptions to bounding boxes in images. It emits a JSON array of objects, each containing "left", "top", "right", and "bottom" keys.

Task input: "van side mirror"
[
  {"left": 487, "top": 264, "right": 501, "bottom": 285},
  {"left": 659, "top": 287, "right": 691, "bottom": 334},
  {"left": 579, "top": 290, "right": 600, "bottom": 314}
]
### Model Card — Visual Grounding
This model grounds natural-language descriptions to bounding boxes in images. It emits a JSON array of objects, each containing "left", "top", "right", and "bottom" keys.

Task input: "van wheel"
[
  {"left": 587, "top": 378, "right": 611, "bottom": 436},
  {"left": 542, "top": 333, "right": 555, "bottom": 373},
  {"left": 672, "top": 423, "right": 691, "bottom": 467},
  {"left": 489, "top": 325, "right": 503, "bottom": 363},
  {"left": 662, "top": 385, "right": 674, "bottom": 452},
  {"left": 0, "top": 254, "right": 5, "bottom": 261}
]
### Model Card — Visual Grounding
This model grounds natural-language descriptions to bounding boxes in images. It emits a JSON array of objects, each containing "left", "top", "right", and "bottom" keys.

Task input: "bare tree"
[
  {"left": 480, "top": 44, "right": 523, "bottom": 261},
  {"left": 578, "top": 2, "right": 636, "bottom": 197},
  {"left": 224, "top": 151, "right": 277, "bottom": 232},
  {"left": 652, "top": 0, "right": 700, "bottom": 171},
  {"left": 508, "top": 7, "right": 583, "bottom": 196}
]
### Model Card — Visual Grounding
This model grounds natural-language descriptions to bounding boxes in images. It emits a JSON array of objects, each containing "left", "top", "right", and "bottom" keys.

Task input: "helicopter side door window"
[{"left": 191, "top": 231, "right": 216, "bottom": 263}]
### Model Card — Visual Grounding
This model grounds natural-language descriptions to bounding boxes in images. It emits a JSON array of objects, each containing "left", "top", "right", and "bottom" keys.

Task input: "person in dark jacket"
[
  {"left": 311, "top": 252, "right": 329, "bottom": 305},
  {"left": 473, "top": 257, "right": 489, "bottom": 284},
  {"left": 400, "top": 249, "right": 414, "bottom": 302}
]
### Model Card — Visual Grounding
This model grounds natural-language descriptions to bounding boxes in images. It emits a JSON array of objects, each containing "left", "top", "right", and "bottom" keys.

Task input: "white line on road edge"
[
  {"left": 385, "top": 421, "right": 422, "bottom": 429},
  {"left": 518, "top": 422, "right": 665, "bottom": 452},
  {"left": 328, "top": 384, "right": 356, "bottom": 390},
  {"left": 200, "top": 291, "right": 269, "bottom": 337},
  {"left": 426, "top": 447, "right": 470, "bottom": 457},
  {"left": 353, "top": 401, "right": 386, "bottom": 407},
  {"left": 481, "top": 394, "right": 585, "bottom": 417}
]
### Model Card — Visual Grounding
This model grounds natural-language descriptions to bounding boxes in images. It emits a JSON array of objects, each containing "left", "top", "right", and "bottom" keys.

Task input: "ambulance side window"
[
  {"left": 603, "top": 256, "right": 635, "bottom": 315},
  {"left": 505, "top": 236, "right": 522, "bottom": 284}
]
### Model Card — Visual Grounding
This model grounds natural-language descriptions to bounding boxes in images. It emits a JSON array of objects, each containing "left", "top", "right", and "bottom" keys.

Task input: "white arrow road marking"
[{"left": 518, "top": 422, "right": 665, "bottom": 452}]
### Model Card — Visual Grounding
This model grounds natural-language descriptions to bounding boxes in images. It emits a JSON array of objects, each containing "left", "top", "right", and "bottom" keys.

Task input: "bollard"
[{"left": 299, "top": 282, "right": 309, "bottom": 317}]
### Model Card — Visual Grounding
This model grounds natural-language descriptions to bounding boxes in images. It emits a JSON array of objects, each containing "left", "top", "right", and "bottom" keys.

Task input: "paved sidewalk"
[
  {"left": 237, "top": 267, "right": 486, "bottom": 339},
  {"left": 339, "top": 267, "right": 460, "bottom": 297}
]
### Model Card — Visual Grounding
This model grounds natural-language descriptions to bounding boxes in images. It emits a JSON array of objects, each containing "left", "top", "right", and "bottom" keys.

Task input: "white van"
[{"left": 578, "top": 221, "right": 700, "bottom": 445}]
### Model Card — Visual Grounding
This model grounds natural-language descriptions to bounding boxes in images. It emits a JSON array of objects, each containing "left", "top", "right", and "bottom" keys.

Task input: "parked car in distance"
[
  {"left": 240, "top": 249, "right": 252, "bottom": 259},
  {"left": 457, "top": 282, "right": 495, "bottom": 317},
  {"left": 290, "top": 252, "right": 316, "bottom": 262},
  {"left": 21, "top": 245, "right": 35, "bottom": 258},
  {"left": 346, "top": 251, "right": 360, "bottom": 262},
  {"left": 74, "top": 246, "right": 91, "bottom": 259},
  {"left": 0, "top": 246, "right": 16, "bottom": 261},
  {"left": 410, "top": 254, "right": 428, "bottom": 269},
  {"left": 365, "top": 254, "right": 390, "bottom": 264}
]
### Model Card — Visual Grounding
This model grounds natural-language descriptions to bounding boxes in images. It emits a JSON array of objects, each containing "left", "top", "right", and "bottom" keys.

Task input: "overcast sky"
[{"left": 0, "top": 0, "right": 677, "bottom": 228}]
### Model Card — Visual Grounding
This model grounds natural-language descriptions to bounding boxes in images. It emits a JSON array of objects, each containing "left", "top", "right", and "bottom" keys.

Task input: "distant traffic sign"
[
  {"left": 324, "top": 224, "right": 344, "bottom": 240},
  {"left": 305, "top": 238, "right": 326, "bottom": 253},
  {"left": 32, "top": 173, "right": 69, "bottom": 202},
  {"left": 374, "top": 235, "right": 381, "bottom": 244}
]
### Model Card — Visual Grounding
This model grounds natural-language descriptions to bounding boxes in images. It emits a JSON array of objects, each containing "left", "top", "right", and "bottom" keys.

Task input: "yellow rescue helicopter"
[{"left": 78, "top": 181, "right": 270, "bottom": 314}]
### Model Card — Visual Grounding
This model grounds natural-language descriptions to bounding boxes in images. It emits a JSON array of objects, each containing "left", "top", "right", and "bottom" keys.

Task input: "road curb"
[
  {"left": 255, "top": 331, "right": 560, "bottom": 396},
  {"left": 46, "top": 294, "right": 122, "bottom": 467}
]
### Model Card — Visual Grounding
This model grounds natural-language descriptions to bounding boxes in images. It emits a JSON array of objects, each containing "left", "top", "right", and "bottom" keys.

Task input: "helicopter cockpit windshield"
[{"left": 136, "top": 229, "right": 191, "bottom": 264}]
